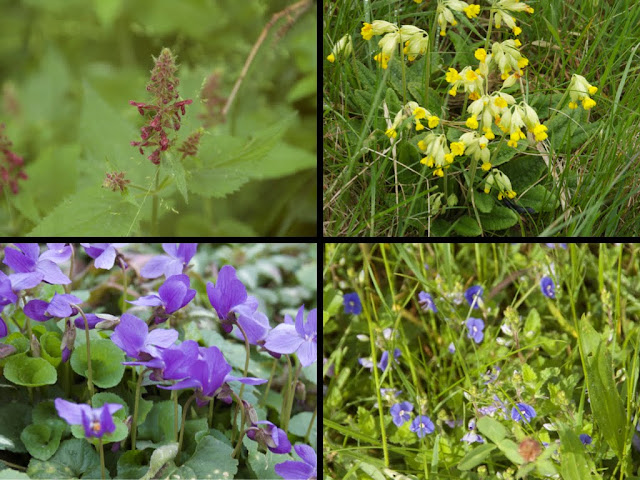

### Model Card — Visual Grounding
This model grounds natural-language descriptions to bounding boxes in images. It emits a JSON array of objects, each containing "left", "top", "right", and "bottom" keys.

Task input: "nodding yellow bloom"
[
  {"left": 418, "top": 140, "right": 428, "bottom": 150},
  {"left": 517, "top": 57, "right": 529, "bottom": 69},
  {"left": 475, "top": 48, "right": 487, "bottom": 62},
  {"left": 361, "top": 20, "right": 398, "bottom": 41},
  {"left": 481, "top": 161, "right": 492, "bottom": 171},
  {"left": 567, "top": 74, "right": 597, "bottom": 110},
  {"left": 466, "top": 115, "right": 479, "bottom": 129},
  {"left": 463, "top": 4, "right": 481, "bottom": 18},
  {"left": 361, "top": 23, "right": 374, "bottom": 40},
  {"left": 327, "top": 34, "right": 353, "bottom": 63},
  {"left": 413, "top": 107, "right": 427, "bottom": 119},
  {"left": 446, "top": 67, "right": 462, "bottom": 83},
  {"left": 374, "top": 52, "right": 391, "bottom": 69},
  {"left": 465, "top": 69, "right": 479, "bottom": 81},
  {"left": 451, "top": 141, "right": 465, "bottom": 156},
  {"left": 415, "top": 120, "right": 425, "bottom": 131},
  {"left": 421, "top": 156, "right": 435, "bottom": 167},
  {"left": 569, "top": 101, "right": 578, "bottom": 109},
  {"left": 445, "top": 153, "right": 455, "bottom": 163},
  {"left": 327, "top": 54, "right": 335, "bottom": 63},
  {"left": 582, "top": 97, "right": 596, "bottom": 110},
  {"left": 428, "top": 116, "right": 440, "bottom": 128},
  {"left": 512, "top": 25, "right": 522, "bottom": 36},
  {"left": 469, "top": 91, "right": 480, "bottom": 101},
  {"left": 434, "top": 168, "right": 444, "bottom": 177},
  {"left": 385, "top": 128, "right": 398, "bottom": 139},
  {"left": 485, "top": 169, "right": 517, "bottom": 199},
  {"left": 414, "top": 0, "right": 423, "bottom": 3},
  {"left": 483, "top": 127, "right": 495, "bottom": 140},
  {"left": 494, "top": 97, "right": 508, "bottom": 108},
  {"left": 532, "top": 124, "right": 548, "bottom": 141}
]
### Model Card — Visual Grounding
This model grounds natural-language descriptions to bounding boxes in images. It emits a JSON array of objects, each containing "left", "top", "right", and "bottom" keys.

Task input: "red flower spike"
[{"left": 0, "top": 124, "right": 28, "bottom": 195}]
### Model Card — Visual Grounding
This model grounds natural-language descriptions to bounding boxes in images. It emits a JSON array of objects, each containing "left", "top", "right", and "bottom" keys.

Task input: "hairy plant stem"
[
  {"left": 98, "top": 437, "right": 105, "bottom": 480},
  {"left": 177, "top": 394, "right": 196, "bottom": 462},
  {"left": 304, "top": 406, "right": 316, "bottom": 442},
  {"left": 281, "top": 357, "right": 301, "bottom": 432},
  {"left": 75, "top": 306, "right": 95, "bottom": 398},
  {"left": 258, "top": 358, "right": 278, "bottom": 406},
  {"left": 231, "top": 322, "right": 251, "bottom": 443},
  {"left": 131, "top": 367, "right": 148, "bottom": 450},
  {"left": 230, "top": 390, "right": 247, "bottom": 459}
]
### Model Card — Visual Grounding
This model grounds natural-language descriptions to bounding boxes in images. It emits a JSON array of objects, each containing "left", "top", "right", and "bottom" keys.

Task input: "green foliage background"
[{"left": 0, "top": 0, "right": 316, "bottom": 236}]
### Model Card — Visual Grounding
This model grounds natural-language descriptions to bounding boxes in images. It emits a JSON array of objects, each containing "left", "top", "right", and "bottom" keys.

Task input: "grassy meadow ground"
[
  {"left": 323, "top": 0, "right": 640, "bottom": 236},
  {"left": 323, "top": 243, "right": 640, "bottom": 478}
]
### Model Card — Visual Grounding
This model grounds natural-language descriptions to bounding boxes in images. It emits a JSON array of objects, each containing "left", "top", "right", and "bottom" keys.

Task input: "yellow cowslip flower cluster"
[
  {"left": 385, "top": 101, "right": 440, "bottom": 140},
  {"left": 361, "top": 21, "right": 430, "bottom": 69},
  {"left": 445, "top": 66, "right": 484, "bottom": 99},
  {"left": 418, "top": 133, "right": 453, "bottom": 177},
  {"left": 496, "top": 102, "right": 548, "bottom": 148},
  {"left": 437, "top": 0, "right": 481, "bottom": 36},
  {"left": 491, "top": 40, "right": 529, "bottom": 86},
  {"left": 492, "top": 0, "right": 534, "bottom": 36},
  {"left": 466, "top": 92, "right": 515, "bottom": 138},
  {"left": 458, "top": 131, "right": 492, "bottom": 170},
  {"left": 484, "top": 169, "right": 517, "bottom": 200},
  {"left": 326, "top": 34, "right": 353, "bottom": 63},
  {"left": 568, "top": 74, "right": 598, "bottom": 110}
]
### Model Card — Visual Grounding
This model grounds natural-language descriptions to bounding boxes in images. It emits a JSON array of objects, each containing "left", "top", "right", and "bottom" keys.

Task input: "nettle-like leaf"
[{"left": 70, "top": 338, "right": 125, "bottom": 388}]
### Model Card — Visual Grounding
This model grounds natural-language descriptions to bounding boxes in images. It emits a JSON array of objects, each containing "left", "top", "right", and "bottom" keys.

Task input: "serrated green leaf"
[
  {"left": 116, "top": 450, "right": 149, "bottom": 479},
  {"left": 140, "top": 443, "right": 178, "bottom": 480},
  {"left": 454, "top": 216, "right": 481, "bottom": 236},
  {"left": 138, "top": 400, "right": 182, "bottom": 444},
  {"left": 70, "top": 338, "right": 125, "bottom": 388},
  {"left": 457, "top": 443, "right": 496, "bottom": 471},
  {"left": 354, "top": 61, "right": 377, "bottom": 90},
  {"left": 491, "top": 142, "right": 527, "bottom": 167},
  {"left": 478, "top": 205, "right": 519, "bottom": 231},
  {"left": 385, "top": 87, "right": 402, "bottom": 115},
  {"left": 4, "top": 354, "right": 57, "bottom": 387},
  {"left": 27, "top": 186, "right": 140, "bottom": 236},
  {"left": 163, "top": 152, "right": 188, "bottom": 203}
]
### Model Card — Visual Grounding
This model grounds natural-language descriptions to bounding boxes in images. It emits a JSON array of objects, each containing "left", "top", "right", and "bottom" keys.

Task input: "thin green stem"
[
  {"left": 231, "top": 322, "right": 251, "bottom": 442},
  {"left": 258, "top": 358, "right": 278, "bottom": 406},
  {"left": 281, "top": 358, "right": 301, "bottom": 432},
  {"left": 151, "top": 166, "right": 160, "bottom": 235},
  {"left": 280, "top": 355, "right": 293, "bottom": 428},
  {"left": 303, "top": 406, "right": 316, "bottom": 442},
  {"left": 65, "top": 244, "right": 75, "bottom": 294},
  {"left": 208, "top": 397, "right": 214, "bottom": 429},
  {"left": 99, "top": 437, "right": 105, "bottom": 480},
  {"left": 174, "top": 389, "right": 179, "bottom": 442},
  {"left": 230, "top": 390, "right": 247, "bottom": 459},
  {"left": 177, "top": 394, "right": 196, "bottom": 462},
  {"left": 130, "top": 367, "right": 147, "bottom": 450},
  {"left": 75, "top": 306, "right": 94, "bottom": 398},
  {"left": 121, "top": 263, "right": 128, "bottom": 313}
]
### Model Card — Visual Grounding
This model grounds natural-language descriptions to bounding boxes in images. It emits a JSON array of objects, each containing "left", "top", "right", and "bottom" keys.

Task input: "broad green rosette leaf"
[
  {"left": 70, "top": 338, "right": 125, "bottom": 388},
  {"left": 4, "top": 354, "right": 57, "bottom": 387}
]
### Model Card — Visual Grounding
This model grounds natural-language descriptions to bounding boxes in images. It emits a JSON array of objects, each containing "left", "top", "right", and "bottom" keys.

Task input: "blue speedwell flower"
[
  {"left": 410, "top": 415, "right": 435, "bottom": 438},
  {"left": 343, "top": 292, "right": 362, "bottom": 315},
  {"left": 379, "top": 348, "right": 401, "bottom": 370},
  {"left": 464, "top": 285, "right": 484, "bottom": 309},
  {"left": 54, "top": 398, "right": 122, "bottom": 439},
  {"left": 390, "top": 402, "right": 413, "bottom": 427},
  {"left": 579, "top": 434, "right": 592, "bottom": 445},
  {"left": 540, "top": 276, "right": 555, "bottom": 298},
  {"left": 466, "top": 318, "right": 485, "bottom": 344},
  {"left": 448, "top": 342, "right": 456, "bottom": 354},
  {"left": 511, "top": 402, "right": 536, "bottom": 423},
  {"left": 418, "top": 291, "right": 437, "bottom": 312}
]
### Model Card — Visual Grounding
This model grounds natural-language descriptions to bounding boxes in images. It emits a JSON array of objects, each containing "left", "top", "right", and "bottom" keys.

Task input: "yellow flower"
[
  {"left": 446, "top": 67, "right": 462, "bottom": 83},
  {"left": 466, "top": 115, "right": 479, "bottom": 129},
  {"left": 428, "top": 116, "right": 440, "bottom": 128},
  {"left": 484, "top": 186, "right": 491, "bottom": 194},
  {"left": 569, "top": 101, "right": 578, "bottom": 109},
  {"left": 434, "top": 168, "right": 444, "bottom": 177},
  {"left": 415, "top": 120, "right": 425, "bottom": 131},
  {"left": 465, "top": 69, "right": 479, "bottom": 81},
  {"left": 463, "top": 4, "right": 480, "bottom": 18},
  {"left": 532, "top": 123, "right": 548, "bottom": 141},
  {"left": 374, "top": 53, "right": 390, "bottom": 69},
  {"left": 481, "top": 161, "right": 492, "bottom": 171},
  {"left": 418, "top": 140, "right": 428, "bottom": 150},
  {"left": 514, "top": 39, "right": 522, "bottom": 47},
  {"left": 512, "top": 25, "right": 522, "bottom": 36},
  {"left": 517, "top": 57, "right": 529, "bottom": 69},
  {"left": 445, "top": 153, "right": 455, "bottom": 164},
  {"left": 385, "top": 128, "right": 397, "bottom": 139},
  {"left": 361, "top": 23, "right": 374, "bottom": 40},
  {"left": 449, "top": 87, "right": 458, "bottom": 97},
  {"left": 421, "top": 156, "right": 435, "bottom": 167},
  {"left": 450, "top": 141, "right": 465, "bottom": 156},
  {"left": 589, "top": 86, "right": 598, "bottom": 95},
  {"left": 413, "top": 107, "right": 427, "bottom": 119},
  {"left": 414, "top": 0, "right": 423, "bottom": 3},
  {"left": 475, "top": 48, "right": 487, "bottom": 62},
  {"left": 582, "top": 96, "right": 596, "bottom": 109},
  {"left": 483, "top": 128, "right": 495, "bottom": 140},
  {"left": 327, "top": 54, "right": 335, "bottom": 63},
  {"left": 469, "top": 91, "right": 480, "bottom": 101},
  {"left": 494, "top": 97, "right": 508, "bottom": 108}
]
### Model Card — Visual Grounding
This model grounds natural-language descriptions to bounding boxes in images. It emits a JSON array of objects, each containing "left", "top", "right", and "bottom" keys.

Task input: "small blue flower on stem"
[
  {"left": 128, "top": 274, "right": 196, "bottom": 324},
  {"left": 81, "top": 243, "right": 127, "bottom": 270},
  {"left": 540, "top": 276, "right": 555, "bottom": 299},
  {"left": 378, "top": 348, "right": 401, "bottom": 371},
  {"left": 390, "top": 402, "right": 413, "bottom": 427},
  {"left": 545, "top": 243, "right": 567, "bottom": 249},
  {"left": 343, "top": 292, "right": 362, "bottom": 315},
  {"left": 511, "top": 402, "right": 536, "bottom": 423},
  {"left": 54, "top": 398, "right": 122, "bottom": 438},
  {"left": 3, "top": 243, "right": 71, "bottom": 290},
  {"left": 461, "top": 418, "right": 484, "bottom": 444},
  {"left": 410, "top": 415, "right": 435, "bottom": 438},
  {"left": 418, "top": 291, "right": 437, "bottom": 312},
  {"left": 466, "top": 318, "right": 485, "bottom": 344},
  {"left": 274, "top": 444, "right": 316, "bottom": 480},
  {"left": 448, "top": 342, "right": 455, "bottom": 354},
  {"left": 464, "top": 286, "right": 484, "bottom": 309},
  {"left": 141, "top": 243, "right": 198, "bottom": 279},
  {"left": 579, "top": 434, "right": 592, "bottom": 445}
]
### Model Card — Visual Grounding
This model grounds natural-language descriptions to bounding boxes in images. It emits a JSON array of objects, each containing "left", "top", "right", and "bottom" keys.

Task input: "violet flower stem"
[
  {"left": 75, "top": 305, "right": 94, "bottom": 398},
  {"left": 258, "top": 358, "right": 278, "bottom": 406},
  {"left": 131, "top": 367, "right": 148, "bottom": 450},
  {"left": 121, "top": 262, "right": 128, "bottom": 313},
  {"left": 280, "top": 355, "right": 293, "bottom": 429},
  {"left": 230, "top": 390, "right": 247, "bottom": 459},
  {"left": 173, "top": 389, "right": 179, "bottom": 442},
  {"left": 281, "top": 357, "right": 301, "bottom": 432},
  {"left": 177, "top": 394, "right": 196, "bottom": 463},
  {"left": 151, "top": 166, "right": 159, "bottom": 236},
  {"left": 99, "top": 437, "right": 105, "bottom": 480},
  {"left": 304, "top": 406, "right": 317, "bottom": 443},
  {"left": 208, "top": 397, "right": 214, "bottom": 429},
  {"left": 231, "top": 322, "right": 251, "bottom": 442},
  {"left": 64, "top": 245, "right": 75, "bottom": 294}
]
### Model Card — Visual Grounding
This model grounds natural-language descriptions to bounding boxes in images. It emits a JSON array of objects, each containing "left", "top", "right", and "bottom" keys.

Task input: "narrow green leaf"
[
  {"left": 558, "top": 426, "right": 595, "bottom": 480},
  {"left": 457, "top": 444, "right": 496, "bottom": 471},
  {"left": 496, "top": 438, "right": 524, "bottom": 465},
  {"left": 476, "top": 416, "right": 508, "bottom": 444}
]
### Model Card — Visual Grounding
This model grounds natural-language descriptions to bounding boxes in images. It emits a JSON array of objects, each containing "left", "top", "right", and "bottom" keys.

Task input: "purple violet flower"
[
  {"left": 343, "top": 292, "right": 362, "bottom": 315},
  {"left": 545, "top": 243, "right": 567, "bottom": 249},
  {"left": 466, "top": 317, "right": 485, "bottom": 344},
  {"left": 0, "top": 271, "right": 18, "bottom": 311},
  {"left": 461, "top": 419, "right": 484, "bottom": 444},
  {"left": 418, "top": 291, "right": 437, "bottom": 312},
  {"left": 74, "top": 313, "right": 103, "bottom": 330},
  {"left": 274, "top": 444, "right": 317, "bottom": 480},
  {"left": 127, "top": 274, "right": 196, "bottom": 323},
  {"left": 206, "top": 265, "right": 254, "bottom": 332},
  {"left": 81, "top": 243, "right": 127, "bottom": 270},
  {"left": 511, "top": 402, "right": 536, "bottom": 423},
  {"left": 410, "top": 415, "right": 435, "bottom": 438},
  {"left": 39, "top": 243, "right": 72, "bottom": 264},
  {"left": 464, "top": 285, "right": 484, "bottom": 309},
  {"left": 110, "top": 313, "right": 178, "bottom": 368},
  {"left": 263, "top": 306, "right": 317, "bottom": 367},
  {"left": 54, "top": 398, "right": 122, "bottom": 438},
  {"left": 3, "top": 243, "right": 71, "bottom": 290},
  {"left": 246, "top": 420, "right": 291, "bottom": 454},
  {"left": 158, "top": 344, "right": 266, "bottom": 407},
  {"left": 540, "top": 276, "right": 555, "bottom": 299},
  {"left": 0, "top": 318, "right": 7, "bottom": 338},
  {"left": 24, "top": 293, "right": 83, "bottom": 321},
  {"left": 141, "top": 243, "right": 198, "bottom": 279},
  {"left": 390, "top": 402, "right": 413, "bottom": 427}
]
